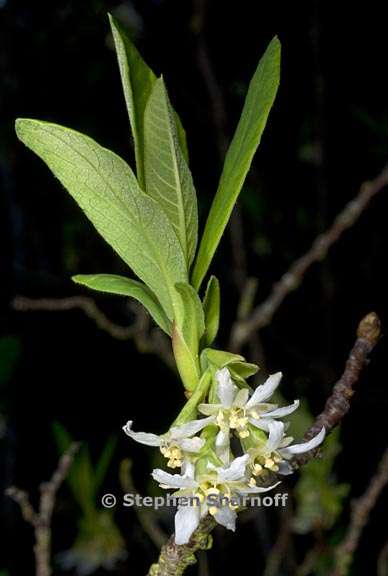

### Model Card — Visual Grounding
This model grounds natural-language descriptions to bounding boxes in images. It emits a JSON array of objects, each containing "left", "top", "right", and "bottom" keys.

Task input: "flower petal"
[
  {"left": 179, "top": 437, "right": 205, "bottom": 453},
  {"left": 261, "top": 400, "right": 300, "bottom": 419},
  {"left": 214, "top": 505, "right": 237, "bottom": 531},
  {"left": 216, "top": 368, "right": 237, "bottom": 408},
  {"left": 181, "top": 460, "right": 195, "bottom": 478},
  {"left": 248, "top": 417, "right": 270, "bottom": 432},
  {"left": 152, "top": 469, "right": 198, "bottom": 489},
  {"left": 233, "top": 388, "right": 250, "bottom": 408},
  {"left": 215, "top": 429, "right": 231, "bottom": 464},
  {"left": 246, "top": 372, "right": 282, "bottom": 408},
  {"left": 170, "top": 416, "right": 214, "bottom": 440},
  {"left": 217, "top": 454, "right": 250, "bottom": 482},
  {"left": 280, "top": 427, "right": 325, "bottom": 456},
  {"left": 174, "top": 504, "right": 201, "bottom": 545},
  {"left": 265, "top": 420, "right": 285, "bottom": 453},
  {"left": 237, "top": 481, "right": 281, "bottom": 494},
  {"left": 122, "top": 421, "right": 162, "bottom": 446}
]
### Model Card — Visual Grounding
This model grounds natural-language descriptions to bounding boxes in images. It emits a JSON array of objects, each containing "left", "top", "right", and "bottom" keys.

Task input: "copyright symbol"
[{"left": 101, "top": 493, "right": 116, "bottom": 508}]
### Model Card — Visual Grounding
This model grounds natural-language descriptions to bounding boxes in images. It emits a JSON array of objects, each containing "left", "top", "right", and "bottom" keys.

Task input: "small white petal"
[
  {"left": 248, "top": 417, "right": 270, "bottom": 432},
  {"left": 179, "top": 437, "right": 205, "bottom": 453},
  {"left": 233, "top": 388, "right": 250, "bottom": 408},
  {"left": 122, "top": 421, "right": 161, "bottom": 446},
  {"left": 214, "top": 505, "right": 237, "bottom": 531},
  {"left": 280, "top": 427, "right": 326, "bottom": 456},
  {"left": 216, "top": 368, "right": 237, "bottom": 408},
  {"left": 265, "top": 420, "right": 285, "bottom": 453},
  {"left": 215, "top": 429, "right": 231, "bottom": 465},
  {"left": 152, "top": 469, "right": 197, "bottom": 489},
  {"left": 237, "top": 481, "right": 281, "bottom": 494},
  {"left": 261, "top": 400, "right": 300, "bottom": 419},
  {"left": 246, "top": 372, "right": 282, "bottom": 408},
  {"left": 218, "top": 454, "right": 250, "bottom": 482},
  {"left": 181, "top": 460, "right": 195, "bottom": 478},
  {"left": 170, "top": 416, "right": 214, "bottom": 440},
  {"left": 175, "top": 505, "right": 201, "bottom": 545}
]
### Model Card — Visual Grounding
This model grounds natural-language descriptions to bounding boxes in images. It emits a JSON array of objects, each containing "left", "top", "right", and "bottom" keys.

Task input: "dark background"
[{"left": 1, "top": 0, "right": 388, "bottom": 574}]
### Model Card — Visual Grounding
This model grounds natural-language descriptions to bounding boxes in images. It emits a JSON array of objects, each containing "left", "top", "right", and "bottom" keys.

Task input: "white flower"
[
  {"left": 249, "top": 420, "right": 326, "bottom": 476},
  {"left": 198, "top": 368, "right": 299, "bottom": 462},
  {"left": 152, "top": 454, "right": 280, "bottom": 545},
  {"left": 123, "top": 418, "right": 213, "bottom": 468}
]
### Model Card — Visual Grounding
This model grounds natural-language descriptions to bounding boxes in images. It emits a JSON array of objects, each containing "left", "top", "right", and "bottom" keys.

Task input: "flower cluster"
[{"left": 124, "top": 368, "right": 325, "bottom": 544}]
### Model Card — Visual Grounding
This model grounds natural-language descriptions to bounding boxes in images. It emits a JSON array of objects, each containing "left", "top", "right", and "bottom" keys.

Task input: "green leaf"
[
  {"left": 94, "top": 435, "right": 117, "bottom": 494},
  {"left": 172, "top": 283, "right": 205, "bottom": 390},
  {"left": 109, "top": 14, "right": 155, "bottom": 189},
  {"left": 229, "top": 361, "right": 259, "bottom": 379},
  {"left": 73, "top": 273, "right": 171, "bottom": 335},
  {"left": 0, "top": 336, "right": 21, "bottom": 385},
  {"left": 108, "top": 14, "right": 188, "bottom": 188},
  {"left": 52, "top": 422, "right": 95, "bottom": 515},
  {"left": 144, "top": 78, "right": 198, "bottom": 267},
  {"left": 192, "top": 37, "right": 281, "bottom": 289},
  {"left": 15, "top": 119, "right": 187, "bottom": 321},
  {"left": 175, "top": 283, "right": 205, "bottom": 354},
  {"left": 173, "top": 369, "right": 212, "bottom": 425},
  {"left": 201, "top": 348, "right": 245, "bottom": 369},
  {"left": 201, "top": 275, "right": 220, "bottom": 347}
]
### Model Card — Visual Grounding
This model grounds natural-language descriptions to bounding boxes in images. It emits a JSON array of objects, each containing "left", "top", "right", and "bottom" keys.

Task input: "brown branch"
[
  {"left": 6, "top": 443, "right": 79, "bottom": 576},
  {"left": 230, "top": 167, "right": 388, "bottom": 350},
  {"left": 331, "top": 446, "right": 388, "bottom": 576},
  {"left": 12, "top": 295, "right": 175, "bottom": 370},
  {"left": 378, "top": 538, "right": 388, "bottom": 576},
  {"left": 119, "top": 458, "right": 167, "bottom": 550},
  {"left": 292, "top": 312, "right": 381, "bottom": 467},
  {"left": 147, "top": 515, "right": 216, "bottom": 576},
  {"left": 263, "top": 491, "right": 294, "bottom": 576},
  {"left": 13, "top": 295, "right": 137, "bottom": 340}
]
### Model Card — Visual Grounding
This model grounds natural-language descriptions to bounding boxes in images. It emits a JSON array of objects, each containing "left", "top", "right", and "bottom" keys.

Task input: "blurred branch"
[
  {"left": 6, "top": 443, "right": 79, "bottom": 576},
  {"left": 230, "top": 167, "right": 388, "bottom": 350},
  {"left": 12, "top": 295, "right": 175, "bottom": 370},
  {"left": 293, "top": 312, "right": 381, "bottom": 467},
  {"left": 263, "top": 491, "right": 293, "bottom": 576},
  {"left": 378, "top": 538, "right": 388, "bottom": 576},
  {"left": 119, "top": 458, "right": 167, "bottom": 550},
  {"left": 147, "top": 516, "right": 215, "bottom": 576},
  {"left": 331, "top": 445, "right": 388, "bottom": 576}
]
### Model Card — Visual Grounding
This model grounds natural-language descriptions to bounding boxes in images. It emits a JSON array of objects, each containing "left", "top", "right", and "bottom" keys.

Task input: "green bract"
[{"left": 15, "top": 15, "right": 280, "bottom": 392}]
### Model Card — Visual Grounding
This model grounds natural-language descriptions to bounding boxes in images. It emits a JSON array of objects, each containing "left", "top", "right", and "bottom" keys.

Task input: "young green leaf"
[
  {"left": 109, "top": 14, "right": 155, "bottom": 189},
  {"left": 201, "top": 275, "right": 220, "bottom": 347},
  {"left": 201, "top": 348, "right": 245, "bottom": 369},
  {"left": 15, "top": 119, "right": 187, "bottom": 320},
  {"left": 109, "top": 14, "right": 188, "bottom": 187},
  {"left": 52, "top": 422, "right": 95, "bottom": 515},
  {"left": 173, "top": 369, "right": 212, "bottom": 425},
  {"left": 73, "top": 273, "right": 171, "bottom": 334},
  {"left": 175, "top": 282, "right": 205, "bottom": 353},
  {"left": 94, "top": 435, "right": 117, "bottom": 494},
  {"left": 172, "top": 282, "right": 205, "bottom": 390},
  {"left": 192, "top": 37, "right": 281, "bottom": 290},
  {"left": 144, "top": 78, "right": 198, "bottom": 267}
]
